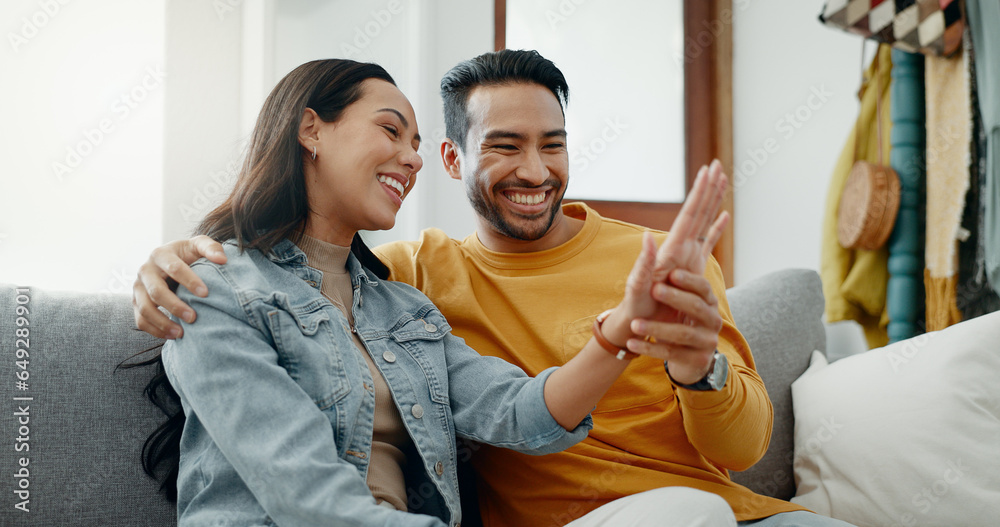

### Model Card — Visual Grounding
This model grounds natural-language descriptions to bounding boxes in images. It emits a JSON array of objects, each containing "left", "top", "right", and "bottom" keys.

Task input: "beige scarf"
[{"left": 924, "top": 41, "right": 972, "bottom": 331}]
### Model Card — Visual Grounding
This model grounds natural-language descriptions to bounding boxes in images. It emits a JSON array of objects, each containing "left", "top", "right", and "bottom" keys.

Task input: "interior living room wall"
[
  {"left": 732, "top": 0, "right": 866, "bottom": 286},
  {"left": 161, "top": 0, "right": 244, "bottom": 243},
  {"left": 2, "top": 0, "right": 166, "bottom": 292},
  {"left": 733, "top": 0, "right": 869, "bottom": 353}
]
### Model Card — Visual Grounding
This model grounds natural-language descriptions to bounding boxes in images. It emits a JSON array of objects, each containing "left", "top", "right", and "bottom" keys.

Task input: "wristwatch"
[{"left": 665, "top": 351, "right": 729, "bottom": 391}]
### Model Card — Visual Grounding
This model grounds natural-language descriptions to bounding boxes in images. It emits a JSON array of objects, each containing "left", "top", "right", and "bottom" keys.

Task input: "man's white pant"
[{"left": 565, "top": 487, "right": 737, "bottom": 527}]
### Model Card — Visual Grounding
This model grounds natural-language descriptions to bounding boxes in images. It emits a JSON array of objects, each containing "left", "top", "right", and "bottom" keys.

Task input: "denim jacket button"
[
  {"left": 435, "top": 461, "right": 444, "bottom": 476},
  {"left": 411, "top": 404, "right": 424, "bottom": 419},
  {"left": 382, "top": 350, "right": 397, "bottom": 363},
  {"left": 424, "top": 323, "right": 437, "bottom": 333}
]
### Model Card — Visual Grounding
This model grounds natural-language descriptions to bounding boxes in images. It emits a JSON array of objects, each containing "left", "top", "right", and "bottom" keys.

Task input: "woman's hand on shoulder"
[{"left": 133, "top": 235, "right": 227, "bottom": 339}]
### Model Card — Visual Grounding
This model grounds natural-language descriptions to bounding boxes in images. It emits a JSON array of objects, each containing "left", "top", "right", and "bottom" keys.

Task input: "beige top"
[{"left": 297, "top": 234, "right": 410, "bottom": 511}]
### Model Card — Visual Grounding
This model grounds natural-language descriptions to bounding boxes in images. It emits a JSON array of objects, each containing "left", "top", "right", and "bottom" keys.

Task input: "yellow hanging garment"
[{"left": 820, "top": 45, "right": 894, "bottom": 348}]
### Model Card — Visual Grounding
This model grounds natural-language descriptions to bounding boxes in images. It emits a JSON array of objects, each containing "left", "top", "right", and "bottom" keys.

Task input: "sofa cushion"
[
  {"left": 726, "top": 269, "right": 826, "bottom": 501},
  {"left": 0, "top": 269, "right": 823, "bottom": 524},
  {"left": 791, "top": 311, "right": 1000, "bottom": 526},
  {"left": 0, "top": 284, "right": 174, "bottom": 526}
]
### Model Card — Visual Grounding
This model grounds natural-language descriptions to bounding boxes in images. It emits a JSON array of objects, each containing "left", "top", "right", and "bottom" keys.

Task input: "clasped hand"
[{"left": 602, "top": 160, "right": 730, "bottom": 385}]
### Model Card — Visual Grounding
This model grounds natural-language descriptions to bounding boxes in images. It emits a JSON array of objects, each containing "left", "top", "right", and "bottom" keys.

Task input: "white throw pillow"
[{"left": 791, "top": 311, "right": 1000, "bottom": 527}]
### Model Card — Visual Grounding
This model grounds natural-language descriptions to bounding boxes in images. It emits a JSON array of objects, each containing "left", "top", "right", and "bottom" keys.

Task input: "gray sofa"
[{"left": 0, "top": 268, "right": 825, "bottom": 526}]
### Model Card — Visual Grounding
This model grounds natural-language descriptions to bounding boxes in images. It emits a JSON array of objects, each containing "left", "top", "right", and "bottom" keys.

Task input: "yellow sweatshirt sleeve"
[{"left": 674, "top": 256, "right": 774, "bottom": 471}]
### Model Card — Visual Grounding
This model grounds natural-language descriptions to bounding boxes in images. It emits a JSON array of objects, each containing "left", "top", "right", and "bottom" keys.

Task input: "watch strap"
[{"left": 665, "top": 351, "right": 728, "bottom": 391}]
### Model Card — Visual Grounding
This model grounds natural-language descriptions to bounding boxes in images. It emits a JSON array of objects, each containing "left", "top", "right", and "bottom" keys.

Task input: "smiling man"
[
  {"left": 132, "top": 50, "right": 854, "bottom": 527},
  {"left": 448, "top": 81, "right": 577, "bottom": 251}
]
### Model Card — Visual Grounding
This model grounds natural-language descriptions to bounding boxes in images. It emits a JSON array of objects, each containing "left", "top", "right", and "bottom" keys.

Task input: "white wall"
[
  {"left": 161, "top": 0, "right": 244, "bottom": 243},
  {"left": 409, "top": 0, "right": 492, "bottom": 243},
  {"left": 1, "top": 0, "right": 165, "bottom": 293},
  {"left": 732, "top": 0, "right": 864, "bottom": 285}
]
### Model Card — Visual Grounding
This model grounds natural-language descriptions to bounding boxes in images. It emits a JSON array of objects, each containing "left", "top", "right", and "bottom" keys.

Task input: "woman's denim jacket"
[{"left": 162, "top": 239, "right": 592, "bottom": 527}]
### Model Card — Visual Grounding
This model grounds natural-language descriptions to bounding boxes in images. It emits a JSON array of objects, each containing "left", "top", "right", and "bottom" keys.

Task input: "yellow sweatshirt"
[{"left": 375, "top": 203, "right": 804, "bottom": 525}]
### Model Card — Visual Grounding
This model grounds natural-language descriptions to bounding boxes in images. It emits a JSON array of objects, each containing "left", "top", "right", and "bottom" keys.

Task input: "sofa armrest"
[
  {"left": 725, "top": 269, "right": 825, "bottom": 501},
  {"left": 0, "top": 284, "right": 174, "bottom": 526}
]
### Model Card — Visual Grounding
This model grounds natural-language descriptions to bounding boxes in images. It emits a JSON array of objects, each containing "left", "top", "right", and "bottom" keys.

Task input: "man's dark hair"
[{"left": 440, "top": 49, "right": 569, "bottom": 151}]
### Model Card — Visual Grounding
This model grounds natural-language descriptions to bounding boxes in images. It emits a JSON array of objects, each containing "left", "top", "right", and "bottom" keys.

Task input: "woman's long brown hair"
[{"left": 199, "top": 58, "right": 394, "bottom": 275}]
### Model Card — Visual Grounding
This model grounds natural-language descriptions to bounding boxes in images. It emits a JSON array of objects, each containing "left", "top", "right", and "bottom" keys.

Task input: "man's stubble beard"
[{"left": 466, "top": 178, "right": 564, "bottom": 242}]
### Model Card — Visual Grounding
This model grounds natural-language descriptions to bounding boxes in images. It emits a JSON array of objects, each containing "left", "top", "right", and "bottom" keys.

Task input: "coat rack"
[{"left": 887, "top": 50, "right": 926, "bottom": 342}]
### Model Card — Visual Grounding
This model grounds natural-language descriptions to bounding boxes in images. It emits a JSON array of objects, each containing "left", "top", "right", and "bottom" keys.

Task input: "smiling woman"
[{"left": 297, "top": 79, "right": 422, "bottom": 244}]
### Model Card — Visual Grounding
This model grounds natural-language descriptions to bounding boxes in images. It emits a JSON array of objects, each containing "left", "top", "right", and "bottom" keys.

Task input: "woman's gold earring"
[{"left": 311, "top": 146, "right": 317, "bottom": 160}]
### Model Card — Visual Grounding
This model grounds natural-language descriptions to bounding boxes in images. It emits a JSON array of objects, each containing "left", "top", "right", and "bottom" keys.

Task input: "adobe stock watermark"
[
  {"left": 340, "top": 1, "right": 404, "bottom": 59},
  {"left": 675, "top": 0, "right": 751, "bottom": 65},
  {"left": 545, "top": 0, "right": 591, "bottom": 30},
  {"left": 894, "top": 124, "right": 964, "bottom": 176},
  {"left": 213, "top": 0, "right": 243, "bottom": 21},
  {"left": 98, "top": 266, "right": 137, "bottom": 296},
  {"left": 798, "top": 415, "right": 843, "bottom": 456},
  {"left": 7, "top": 0, "right": 72, "bottom": 52},
  {"left": 179, "top": 160, "right": 239, "bottom": 223},
  {"left": 892, "top": 458, "right": 969, "bottom": 527},
  {"left": 569, "top": 116, "right": 628, "bottom": 174},
  {"left": 732, "top": 85, "right": 834, "bottom": 190},
  {"left": 51, "top": 64, "right": 167, "bottom": 182},
  {"left": 416, "top": 127, "right": 446, "bottom": 163},
  {"left": 884, "top": 332, "right": 931, "bottom": 373}
]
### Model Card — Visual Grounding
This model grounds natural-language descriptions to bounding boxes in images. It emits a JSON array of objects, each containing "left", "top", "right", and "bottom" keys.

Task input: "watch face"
[
  {"left": 710, "top": 352, "right": 729, "bottom": 390},
  {"left": 665, "top": 351, "right": 729, "bottom": 391}
]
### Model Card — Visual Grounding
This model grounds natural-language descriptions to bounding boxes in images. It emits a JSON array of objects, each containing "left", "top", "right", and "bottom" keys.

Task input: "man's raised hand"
[{"left": 619, "top": 160, "right": 731, "bottom": 384}]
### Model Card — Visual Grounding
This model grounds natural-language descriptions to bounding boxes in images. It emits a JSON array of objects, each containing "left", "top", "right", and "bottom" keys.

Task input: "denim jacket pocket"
[
  {"left": 388, "top": 307, "right": 451, "bottom": 406},
  {"left": 267, "top": 303, "right": 351, "bottom": 410}
]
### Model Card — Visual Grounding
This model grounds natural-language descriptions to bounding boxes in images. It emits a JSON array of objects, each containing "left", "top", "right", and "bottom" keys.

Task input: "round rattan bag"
[{"left": 837, "top": 160, "right": 901, "bottom": 250}]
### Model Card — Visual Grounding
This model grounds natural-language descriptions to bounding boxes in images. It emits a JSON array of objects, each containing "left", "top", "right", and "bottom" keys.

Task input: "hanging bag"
[{"left": 837, "top": 49, "right": 902, "bottom": 251}]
